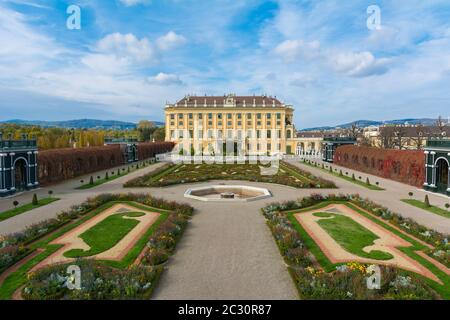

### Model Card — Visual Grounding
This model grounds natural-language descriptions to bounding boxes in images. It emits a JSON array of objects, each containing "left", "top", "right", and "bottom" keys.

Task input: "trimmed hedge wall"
[
  {"left": 38, "top": 142, "right": 174, "bottom": 185},
  {"left": 334, "top": 145, "right": 425, "bottom": 187},
  {"left": 137, "top": 142, "right": 175, "bottom": 160}
]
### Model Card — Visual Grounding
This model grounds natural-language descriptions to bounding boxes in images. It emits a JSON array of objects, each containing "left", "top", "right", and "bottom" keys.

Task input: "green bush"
[{"left": 32, "top": 194, "right": 38, "bottom": 206}]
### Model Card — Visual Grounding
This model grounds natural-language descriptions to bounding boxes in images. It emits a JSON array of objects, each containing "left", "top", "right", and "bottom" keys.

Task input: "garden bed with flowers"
[
  {"left": 124, "top": 161, "right": 336, "bottom": 189},
  {"left": 0, "top": 193, "right": 193, "bottom": 300},
  {"left": 262, "top": 194, "right": 450, "bottom": 299}
]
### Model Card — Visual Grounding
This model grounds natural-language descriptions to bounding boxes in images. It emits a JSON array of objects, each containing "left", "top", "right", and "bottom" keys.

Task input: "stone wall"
[{"left": 334, "top": 145, "right": 425, "bottom": 187}]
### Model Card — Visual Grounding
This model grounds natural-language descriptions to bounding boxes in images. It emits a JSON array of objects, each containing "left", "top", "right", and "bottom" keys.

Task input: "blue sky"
[{"left": 0, "top": 0, "right": 450, "bottom": 128}]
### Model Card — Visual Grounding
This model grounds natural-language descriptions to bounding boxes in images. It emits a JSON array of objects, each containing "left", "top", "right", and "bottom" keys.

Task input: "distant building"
[
  {"left": 104, "top": 137, "right": 139, "bottom": 163},
  {"left": 364, "top": 125, "right": 450, "bottom": 150},
  {"left": 424, "top": 139, "right": 450, "bottom": 196},
  {"left": 0, "top": 134, "right": 39, "bottom": 197},
  {"left": 322, "top": 137, "right": 357, "bottom": 163}
]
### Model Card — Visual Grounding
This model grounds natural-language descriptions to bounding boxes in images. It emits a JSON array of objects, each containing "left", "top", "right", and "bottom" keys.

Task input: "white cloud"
[
  {"left": 148, "top": 72, "right": 183, "bottom": 86},
  {"left": 331, "top": 51, "right": 391, "bottom": 77},
  {"left": 96, "top": 33, "right": 155, "bottom": 63},
  {"left": 274, "top": 39, "right": 320, "bottom": 62},
  {"left": 156, "top": 31, "right": 187, "bottom": 51},
  {"left": 119, "top": 0, "right": 151, "bottom": 7}
]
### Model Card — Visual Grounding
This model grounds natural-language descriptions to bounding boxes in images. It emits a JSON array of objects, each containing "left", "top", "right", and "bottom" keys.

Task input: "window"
[
  {"left": 198, "top": 113, "right": 203, "bottom": 119},
  {"left": 170, "top": 130, "right": 174, "bottom": 138},
  {"left": 257, "top": 130, "right": 261, "bottom": 139},
  {"left": 257, "top": 113, "right": 262, "bottom": 119},
  {"left": 208, "top": 113, "right": 213, "bottom": 119},
  {"left": 179, "top": 121, "right": 184, "bottom": 126},
  {"left": 170, "top": 122, "right": 174, "bottom": 126},
  {"left": 237, "top": 121, "right": 242, "bottom": 126},
  {"left": 178, "top": 113, "right": 184, "bottom": 119},
  {"left": 267, "top": 113, "right": 272, "bottom": 119},
  {"left": 189, "top": 121, "right": 193, "bottom": 126},
  {"left": 198, "top": 130, "right": 203, "bottom": 139},
  {"left": 179, "top": 130, "right": 184, "bottom": 138},
  {"left": 227, "top": 113, "right": 232, "bottom": 119},
  {"left": 170, "top": 114, "right": 175, "bottom": 120},
  {"left": 189, "top": 130, "right": 194, "bottom": 138},
  {"left": 218, "top": 121, "right": 222, "bottom": 126},
  {"left": 267, "top": 143, "right": 271, "bottom": 151},
  {"left": 267, "top": 130, "right": 272, "bottom": 139},
  {"left": 257, "top": 121, "right": 261, "bottom": 126},
  {"left": 247, "top": 113, "right": 252, "bottom": 119},
  {"left": 228, "top": 121, "right": 232, "bottom": 126},
  {"left": 208, "top": 121, "right": 213, "bottom": 126},
  {"left": 189, "top": 113, "right": 193, "bottom": 119},
  {"left": 237, "top": 113, "right": 242, "bottom": 119},
  {"left": 218, "top": 113, "right": 223, "bottom": 119},
  {"left": 287, "top": 130, "right": 292, "bottom": 139},
  {"left": 277, "top": 130, "right": 281, "bottom": 139},
  {"left": 276, "top": 113, "right": 281, "bottom": 120},
  {"left": 247, "top": 130, "right": 252, "bottom": 139},
  {"left": 247, "top": 121, "right": 252, "bottom": 126}
]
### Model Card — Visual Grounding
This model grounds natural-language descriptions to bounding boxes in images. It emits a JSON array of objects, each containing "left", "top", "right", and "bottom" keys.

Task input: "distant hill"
[
  {"left": 302, "top": 118, "right": 440, "bottom": 131},
  {"left": 1, "top": 119, "right": 164, "bottom": 130}
]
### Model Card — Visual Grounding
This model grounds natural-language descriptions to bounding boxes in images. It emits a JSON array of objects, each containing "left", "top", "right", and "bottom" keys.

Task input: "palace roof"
[{"left": 167, "top": 94, "right": 291, "bottom": 109}]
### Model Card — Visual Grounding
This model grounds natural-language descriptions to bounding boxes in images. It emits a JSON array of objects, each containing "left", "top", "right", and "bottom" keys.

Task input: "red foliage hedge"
[
  {"left": 138, "top": 142, "right": 175, "bottom": 160},
  {"left": 38, "top": 142, "right": 174, "bottom": 185},
  {"left": 334, "top": 145, "right": 425, "bottom": 187}
]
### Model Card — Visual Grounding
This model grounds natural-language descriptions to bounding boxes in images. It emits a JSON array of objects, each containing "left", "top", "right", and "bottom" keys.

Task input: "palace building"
[
  {"left": 165, "top": 94, "right": 299, "bottom": 155},
  {"left": 0, "top": 134, "right": 39, "bottom": 197}
]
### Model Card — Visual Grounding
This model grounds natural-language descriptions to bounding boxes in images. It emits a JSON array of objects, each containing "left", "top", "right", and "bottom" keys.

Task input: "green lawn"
[
  {"left": 125, "top": 161, "right": 336, "bottom": 189},
  {"left": 64, "top": 211, "right": 145, "bottom": 258},
  {"left": 313, "top": 212, "right": 393, "bottom": 260},
  {"left": 0, "top": 197, "right": 60, "bottom": 222},
  {"left": 76, "top": 161, "right": 153, "bottom": 190},
  {"left": 401, "top": 199, "right": 450, "bottom": 219},
  {"left": 302, "top": 161, "right": 385, "bottom": 191}
]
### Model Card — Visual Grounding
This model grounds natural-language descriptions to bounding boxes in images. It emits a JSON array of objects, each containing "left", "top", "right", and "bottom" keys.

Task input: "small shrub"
[
  {"left": 13, "top": 200, "right": 19, "bottom": 208},
  {"left": 408, "top": 192, "right": 413, "bottom": 197},
  {"left": 89, "top": 176, "right": 94, "bottom": 185},
  {"left": 445, "top": 203, "right": 450, "bottom": 210},
  {"left": 105, "top": 172, "right": 109, "bottom": 180},
  {"left": 32, "top": 194, "right": 38, "bottom": 206},
  {"left": 48, "top": 190, "right": 53, "bottom": 198},
  {"left": 424, "top": 195, "right": 431, "bottom": 207},
  {"left": 352, "top": 173, "right": 356, "bottom": 181},
  {"left": 366, "top": 177, "right": 370, "bottom": 185}
]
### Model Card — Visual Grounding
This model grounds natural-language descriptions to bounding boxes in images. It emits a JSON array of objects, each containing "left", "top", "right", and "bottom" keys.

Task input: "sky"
[{"left": 0, "top": 0, "right": 450, "bottom": 129}]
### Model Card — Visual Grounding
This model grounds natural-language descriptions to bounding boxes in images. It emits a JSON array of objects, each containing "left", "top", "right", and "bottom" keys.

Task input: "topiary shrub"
[
  {"left": 366, "top": 177, "right": 370, "bottom": 185},
  {"left": 424, "top": 195, "right": 431, "bottom": 207},
  {"left": 89, "top": 176, "right": 94, "bottom": 185},
  {"left": 105, "top": 172, "right": 109, "bottom": 180},
  {"left": 32, "top": 194, "right": 38, "bottom": 206},
  {"left": 13, "top": 200, "right": 19, "bottom": 208}
]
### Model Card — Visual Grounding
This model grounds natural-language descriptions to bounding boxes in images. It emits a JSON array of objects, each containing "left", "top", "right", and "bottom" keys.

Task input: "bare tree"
[
  {"left": 411, "top": 124, "right": 426, "bottom": 150},
  {"left": 436, "top": 116, "right": 446, "bottom": 133},
  {"left": 379, "top": 127, "right": 395, "bottom": 149},
  {"left": 346, "top": 123, "right": 359, "bottom": 139},
  {"left": 393, "top": 125, "right": 407, "bottom": 150}
]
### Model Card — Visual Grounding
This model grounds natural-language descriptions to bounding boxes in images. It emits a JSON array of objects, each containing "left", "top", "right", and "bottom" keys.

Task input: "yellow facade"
[{"left": 165, "top": 94, "right": 295, "bottom": 155}]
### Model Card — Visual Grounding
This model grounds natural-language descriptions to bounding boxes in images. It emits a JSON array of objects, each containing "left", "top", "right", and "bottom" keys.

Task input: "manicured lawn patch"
[
  {"left": 401, "top": 199, "right": 450, "bottom": 219},
  {"left": 302, "top": 161, "right": 384, "bottom": 191},
  {"left": 0, "top": 198, "right": 59, "bottom": 222},
  {"left": 76, "top": 161, "right": 154, "bottom": 190},
  {"left": 125, "top": 161, "right": 336, "bottom": 189},
  {"left": 64, "top": 211, "right": 145, "bottom": 258},
  {"left": 313, "top": 212, "right": 393, "bottom": 260}
]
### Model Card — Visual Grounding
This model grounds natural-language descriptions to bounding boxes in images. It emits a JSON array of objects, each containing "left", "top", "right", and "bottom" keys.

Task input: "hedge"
[{"left": 334, "top": 146, "right": 425, "bottom": 187}]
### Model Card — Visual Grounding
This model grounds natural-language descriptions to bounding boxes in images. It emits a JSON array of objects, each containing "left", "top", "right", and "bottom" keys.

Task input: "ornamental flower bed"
[
  {"left": 262, "top": 194, "right": 446, "bottom": 300},
  {"left": 125, "top": 161, "right": 336, "bottom": 189},
  {"left": 0, "top": 193, "right": 194, "bottom": 300},
  {"left": 22, "top": 260, "right": 162, "bottom": 300}
]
